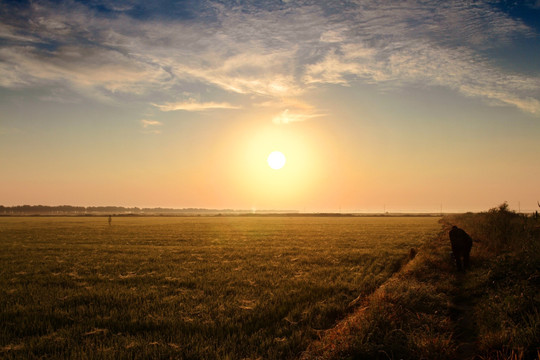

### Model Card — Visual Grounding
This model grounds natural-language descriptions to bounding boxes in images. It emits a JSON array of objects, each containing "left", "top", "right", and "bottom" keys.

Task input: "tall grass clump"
[
  {"left": 448, "top": 202, "right": 539, "bottom": 255},
  {"left": 445, "top": 203, "right": 540, "bottom": 359}
]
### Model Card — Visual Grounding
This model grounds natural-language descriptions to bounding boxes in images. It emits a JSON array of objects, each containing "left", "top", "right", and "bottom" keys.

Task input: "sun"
[{"left": 267, "top": 151, "right": 286, "bottom": 170}]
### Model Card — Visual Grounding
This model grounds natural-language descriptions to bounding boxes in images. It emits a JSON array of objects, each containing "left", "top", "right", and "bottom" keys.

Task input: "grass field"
[
  {"left": 303, "top": 206, "right": 540, "bottom": 360},
  {"left": 0, "top": 216, "right": 440, "bottom": 359}
]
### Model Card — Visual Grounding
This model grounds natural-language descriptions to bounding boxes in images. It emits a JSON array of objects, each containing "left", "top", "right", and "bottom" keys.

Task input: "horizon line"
[{"left": 1, "top": 204, "right": 536, "bottom": 214}]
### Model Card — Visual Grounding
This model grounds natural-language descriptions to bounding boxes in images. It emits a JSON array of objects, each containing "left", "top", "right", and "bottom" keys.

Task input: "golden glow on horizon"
[
  {"left": 206, "top": 118, "right": 334, "bottom": 209},
  {"left": 267, "top": 151, "right": 286, "bottom": 169}
]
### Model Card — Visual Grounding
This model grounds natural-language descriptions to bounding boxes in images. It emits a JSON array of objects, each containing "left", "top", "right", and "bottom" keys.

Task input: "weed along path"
[
  {"left": 302, "top": 227, "right": 473, "bottom": 360},
  {"left": 303, "top": 211, "right": 540, "bottom": 360}
]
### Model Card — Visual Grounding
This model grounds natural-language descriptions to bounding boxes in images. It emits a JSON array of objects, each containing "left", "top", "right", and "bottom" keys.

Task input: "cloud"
[
  {"left": 0, "top": 23, "right": 38, "bottom": 43},
  {"left": 460, "top": 86, "right": 540, "bottom": 115},
  {"left": 153, "top": 99, "right": 240, "bottom": 112},
  {"left": 0, "top": 43, "right": 170, "bottom": 98},
  {"left": 0, "top": 2, "right": 171, "bottom": 96},
  {"left": 300, "top": 2, "right": 540, "bottom": 114},
  {"left": 319, "top": 28, "right": 347, "bottom": 43},
  {"left": 256, "top": 97, "right": 316, "bottom": 111},
  {"left": 141, "top": 119, "right": 162, "bottom": 128},
  {"left": 272, "top": 109, "right": 324, "bottom": 125},
  {"left": 304, "top": 47, "right": 379, "bottom": 85},
  {"left": 140, "top": 119, "right": 162, "bottom": 134},
  {"left": 0, "top": 0, "right": 539, "bottom": 116}
]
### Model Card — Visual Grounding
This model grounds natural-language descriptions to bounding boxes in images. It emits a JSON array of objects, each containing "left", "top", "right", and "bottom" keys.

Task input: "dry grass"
[
  {"left": 301, "top": 227, "right": 458, "bottom": 360},
  {"left": 303, "top": 206, "right": 540, "bottom": 360},
  {"left": 0, "top": 216, "right": 440, "bottom": 359}
]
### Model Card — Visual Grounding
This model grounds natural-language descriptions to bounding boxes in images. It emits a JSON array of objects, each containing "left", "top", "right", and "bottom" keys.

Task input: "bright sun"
[{"left": 267, "top": 151, "right": 286, "bottom": 170}]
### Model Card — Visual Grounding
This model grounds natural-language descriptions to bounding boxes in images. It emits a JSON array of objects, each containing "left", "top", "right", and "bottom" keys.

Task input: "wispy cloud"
[
  {"left": 0, "top": 44, "right": 170, "bottom": 100},
  {"left": 299, "top": 2, "right": 540, "bottom": 114},
  {"left": 141, "top": 119, "right": 162, "bottom": 128},
  {"left": 303, "top": 40, "right": 540, "bottom": 114},
  {"left": 272, "top": 109, "right": 324, "bottom": 125},
  {"left": 0, "top": 0, "right": 539, "bottom": 116},
  {"left": 140, "top": 119, "right": 162, "bottom": 134},
  {"left": 153, "top": 100, "right": 240, "bottom": 112},
  {"left": 256, "top": 98, "right": 316, "bottom": 111}
]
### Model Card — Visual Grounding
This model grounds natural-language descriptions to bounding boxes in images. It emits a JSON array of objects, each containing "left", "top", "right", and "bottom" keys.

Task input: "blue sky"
[{"left": 1, "top": 0, "right": 539, "bottom": 212}]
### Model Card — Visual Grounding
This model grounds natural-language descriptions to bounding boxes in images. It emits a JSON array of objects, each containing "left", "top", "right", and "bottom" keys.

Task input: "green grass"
[{"left": 0, "top": 216, "right": 440, "bottom": 359}]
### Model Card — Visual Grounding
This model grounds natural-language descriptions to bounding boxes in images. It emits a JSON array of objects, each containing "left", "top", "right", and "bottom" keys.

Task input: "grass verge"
[
  {"left": 301, "top": 227, "right": 458, "bottom": 360},
  {"left": 302, "top": 205, "right": 540, "bottom": 360}
]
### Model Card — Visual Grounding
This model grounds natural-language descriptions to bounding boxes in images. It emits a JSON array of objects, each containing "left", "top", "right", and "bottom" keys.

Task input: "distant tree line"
[
  {"left": 0, "top": 205, "right": 298, "bottom": 215},
  {"left": 0, "top": 205, "right": 142, "bottom": 215},
  {"left": 0, "top": 205, "right": 237, "bottom": 215}
]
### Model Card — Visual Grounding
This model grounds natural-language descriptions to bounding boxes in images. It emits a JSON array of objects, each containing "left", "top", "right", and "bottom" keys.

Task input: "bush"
[{"left": 447, "top": 202, "right": 538, "bottom": 255}]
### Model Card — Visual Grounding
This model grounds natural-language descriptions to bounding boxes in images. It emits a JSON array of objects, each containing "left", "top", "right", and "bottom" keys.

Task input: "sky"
[{"left": 1, "top": 0, "right": 539, "bottom": 213}]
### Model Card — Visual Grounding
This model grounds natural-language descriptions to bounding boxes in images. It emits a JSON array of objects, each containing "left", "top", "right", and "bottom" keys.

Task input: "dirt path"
[
  {"left": 449, "top": 273, "right": 479, "bottom": 360},
  {"left": 440, "top": 220, "right": 480, "bottom": 359}
]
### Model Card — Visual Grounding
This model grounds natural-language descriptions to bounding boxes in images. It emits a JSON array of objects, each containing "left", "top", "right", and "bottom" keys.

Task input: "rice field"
[{"left": 0, "top": 216, "right": 441, "bottom": 359}]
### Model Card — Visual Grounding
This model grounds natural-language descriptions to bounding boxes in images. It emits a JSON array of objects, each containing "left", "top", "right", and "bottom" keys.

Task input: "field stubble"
[{"left": 0, "top": 216, "right": 440, "bottom": 359}]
